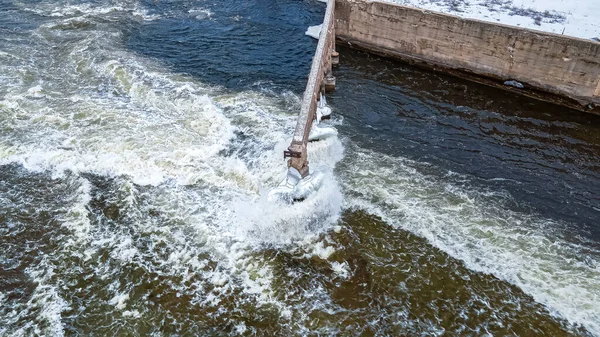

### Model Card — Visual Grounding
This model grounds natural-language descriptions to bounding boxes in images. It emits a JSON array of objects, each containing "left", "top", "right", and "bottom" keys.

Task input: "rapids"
[{"left": 1, "top": 0, "right": 599, "bottom": 336}]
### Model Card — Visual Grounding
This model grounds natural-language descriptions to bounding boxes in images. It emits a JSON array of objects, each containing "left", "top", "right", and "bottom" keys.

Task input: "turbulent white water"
[
  {"left": 0, "top": 2, "right": 346, "bottom": 334},
  {"left": 339, "top": 145, "right": 600, "bottom": 335},
  {"left": 1, "top": 1, "right": 599, "bottom": 336}
]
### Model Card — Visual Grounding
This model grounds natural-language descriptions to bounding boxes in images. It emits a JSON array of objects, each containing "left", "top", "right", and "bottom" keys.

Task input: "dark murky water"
[
  {"left": 1, "top": 0, "right": 599, "bottom": 336},
  {"left": 331, "top": 47, "right": 600, "bottom": 239}
]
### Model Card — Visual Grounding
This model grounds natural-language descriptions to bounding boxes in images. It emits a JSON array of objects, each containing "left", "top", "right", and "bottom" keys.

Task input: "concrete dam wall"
[{"left": 334, "top": 0, "right": 600, "bottom": 112}]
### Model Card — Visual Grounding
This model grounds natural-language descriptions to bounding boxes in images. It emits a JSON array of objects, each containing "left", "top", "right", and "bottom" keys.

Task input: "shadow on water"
[
  {"left": 330, "top": 46, "right": 600, "bottom": 240},
  {"left": 126, "top": 0, "right": 326, "bottom": 92}
]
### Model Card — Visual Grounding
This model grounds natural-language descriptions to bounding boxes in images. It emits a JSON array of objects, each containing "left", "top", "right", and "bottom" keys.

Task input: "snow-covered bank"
[{"left": 384, "top": 0, "right": 599, "bottom": 40}]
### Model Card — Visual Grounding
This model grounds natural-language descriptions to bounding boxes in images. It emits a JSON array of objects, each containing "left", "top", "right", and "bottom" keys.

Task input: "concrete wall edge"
[
  {"left": 337, "top": 35, "right": 600, "bottom": 113},
  {"left": 335, "top": 0, "right": 600, "bottom": 114},
  {"left": 365, "top": 0, "right": 600, "bottom": 46}
]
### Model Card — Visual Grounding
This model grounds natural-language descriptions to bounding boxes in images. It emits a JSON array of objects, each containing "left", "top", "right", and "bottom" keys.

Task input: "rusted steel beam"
[{"left": 285, "top": 0, "right": 336, "bottom": 177}]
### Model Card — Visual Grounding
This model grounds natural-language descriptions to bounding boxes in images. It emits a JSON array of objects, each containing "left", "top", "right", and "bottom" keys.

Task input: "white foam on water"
[
  {"left": 341, "top": 146, "right": 600, "bottom": 335},
  {"left": 58, "top": 177, "right": 92, "bottom": 246},
  {"left": 224, "top": 120, "right": 345, "bottom": 242},
  {"left": 330, "top": 261, "right": 351, "bottom": 279},
  {"left": 230, "top": 169, "right": 343, "bottom": 244},
  {"left": 188, "top": 8, "right": 213, "bottom": 20},
  {"left": 22, "top": 2, "right": 161, "bottom": 22},
  {"left": 311, "top": 241, "right": 336, "bottom": 259},
  {"left": 122, "top": 310, "right": 141, "bottom": 318},
  {"left": 235, "top": 323, "right": 248, "bottom": 334},
  {"left": 14, "top": 260, "right": 71, "bottom": 337},
  {"left": 0, "top": 2, "right": 349, "bottom": 333},
  {"left": 0, "top": 293, "right": 5, "bottom": 336},
  {"left": 9, "top": 0, "right": 596, "bottom": 334},
  {"left": 0, "top": 58, "right": 237, "bottom": 187},
  {"left": 108, "top": 293, "right": 130, "bottom": 310},
  {"left": 0, "top": 6, "right": 355, "bottom": 329}
]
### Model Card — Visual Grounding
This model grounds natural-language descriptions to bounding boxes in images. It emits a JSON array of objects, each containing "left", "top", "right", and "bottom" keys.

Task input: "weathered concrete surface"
[
  {"left": 286, "top": 0, "right": 336, "bottom": 177},
  {"left": 335, "top": 0, "right": 600, "bottom": 112}
]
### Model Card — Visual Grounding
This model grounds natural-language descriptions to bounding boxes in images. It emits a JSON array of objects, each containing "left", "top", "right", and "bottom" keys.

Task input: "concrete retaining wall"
[{"left": 335, "top": 0, "right": 600, "bottom": 111}]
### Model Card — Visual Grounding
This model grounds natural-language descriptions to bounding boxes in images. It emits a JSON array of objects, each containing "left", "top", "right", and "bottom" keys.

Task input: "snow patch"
[{"left": 383, "top": 0, "right": 600, "bottom": 40}]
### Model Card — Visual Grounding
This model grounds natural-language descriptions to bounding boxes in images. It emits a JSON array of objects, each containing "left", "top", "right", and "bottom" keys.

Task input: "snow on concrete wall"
[
  {"left": 383, "top": 0, "right": 599, "bottom": 40},
  {"left": 335, "top": 0, "right": 600, "bottom": 110}
]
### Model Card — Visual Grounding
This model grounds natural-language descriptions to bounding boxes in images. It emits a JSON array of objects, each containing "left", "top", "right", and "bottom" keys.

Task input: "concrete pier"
[
  {"left": 284, "top": 0, "right": 337, "bottom": 178},
  {"left": 335, "top": 0, "right": 600, "bottom": 113}
]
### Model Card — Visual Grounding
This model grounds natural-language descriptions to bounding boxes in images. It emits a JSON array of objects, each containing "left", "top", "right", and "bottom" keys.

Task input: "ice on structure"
[
  {"left": 316, "top": 105, "right": 331, "bottom": 122},
  {"left": 504, "top": 80, "right": 525, "bottom": 89},
  {"left": 309, "top": 121, "right": 337, "bottom": 142},
  {"left": 316, "top": 94, "right": 332, "bottom": 122},
  {"left": 311, "top": 95, "right": 336, "bottom": 141},
  {"left": 268, "top": 167, "right": 327, "bottom": 203},
  {"left": 305, "top": 24, "right": 322, "bottom": 40}
]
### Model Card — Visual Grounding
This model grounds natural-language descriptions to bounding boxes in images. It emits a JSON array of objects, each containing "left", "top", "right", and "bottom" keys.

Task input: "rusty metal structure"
[{"left": 284, "top": 0, "right": 337, "bottom": 178}]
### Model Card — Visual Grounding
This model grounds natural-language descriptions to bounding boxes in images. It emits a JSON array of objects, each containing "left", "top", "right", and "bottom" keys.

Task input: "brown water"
[{"left": 1, "top": 0, "right": 599, "bottom": 336}]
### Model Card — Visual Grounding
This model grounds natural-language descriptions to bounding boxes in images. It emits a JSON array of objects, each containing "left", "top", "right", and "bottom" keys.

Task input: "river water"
[{"left": 1, "top": 0, "right": 599, "bottom": 336}]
